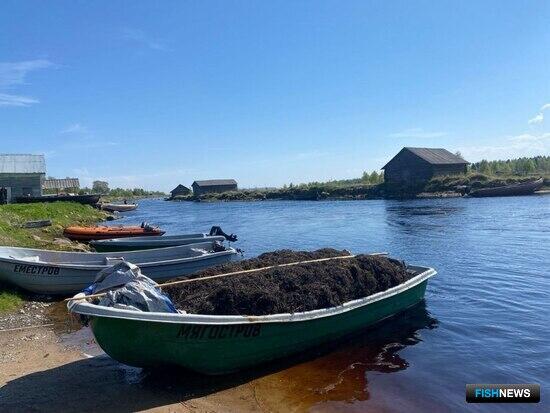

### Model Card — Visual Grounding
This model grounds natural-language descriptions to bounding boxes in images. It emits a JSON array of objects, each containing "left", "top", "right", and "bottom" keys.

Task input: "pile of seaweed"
[{"left": 163, "top": 249, "right": 412, "bottom": 316}]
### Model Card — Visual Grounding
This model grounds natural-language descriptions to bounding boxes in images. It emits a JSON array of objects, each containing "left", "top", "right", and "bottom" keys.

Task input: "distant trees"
[
  {"left": 92, "top": 180, "right": 109, "bottom": 194},
  {"left": 80, "top": 182, "right": 165, "bottom": 197},
  {"left": 108, "top": 187, "right": 165, "bottom": 197},
  {"left": 361, "top": 170, "right": 384, "bottom": 184},
  {"left": 470, "top": 156, "right": 549, "bottom": 176}
]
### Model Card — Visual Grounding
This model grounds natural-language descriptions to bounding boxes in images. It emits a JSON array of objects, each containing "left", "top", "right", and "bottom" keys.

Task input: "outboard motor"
[
  {"left": 212, "top": 241, "right": 227, "bottom": 252},
  {"left": 209, "top": 226, "right": 238, "bottom": 242}
]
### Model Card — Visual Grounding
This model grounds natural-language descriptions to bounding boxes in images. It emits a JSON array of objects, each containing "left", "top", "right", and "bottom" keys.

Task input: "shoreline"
[{"left": 167, "top": 174, "right": 549, "bottom": 203}]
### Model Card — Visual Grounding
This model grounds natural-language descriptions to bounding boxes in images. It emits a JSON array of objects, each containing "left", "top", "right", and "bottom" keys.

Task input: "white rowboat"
[
  {"left": 100, "top": 203, "right": 138, "bottom": 212},
  {"left": 0, "top": 241, "right": 237, "bottom": 295}
]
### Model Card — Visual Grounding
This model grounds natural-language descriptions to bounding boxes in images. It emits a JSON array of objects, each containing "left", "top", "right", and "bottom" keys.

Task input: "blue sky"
[{"left": 1, "top": 1, "right": 549, "bottom": 191}]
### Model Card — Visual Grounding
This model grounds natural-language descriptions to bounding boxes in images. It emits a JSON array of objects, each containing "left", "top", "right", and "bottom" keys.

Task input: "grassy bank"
[
  {"left": 0, "top": 202, "right": 108, "bottom": 312},
  {"left": 0, "top": 202, "right": 108, "bottom": 250},
  {"left": 170, "top": 173, "right": 549, "bottom": 202}
]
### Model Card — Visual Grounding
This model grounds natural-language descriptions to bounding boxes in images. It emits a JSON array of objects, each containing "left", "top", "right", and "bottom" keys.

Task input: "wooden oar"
[{"left": 65, "top": 252, "right": 387, "bottom": 303}]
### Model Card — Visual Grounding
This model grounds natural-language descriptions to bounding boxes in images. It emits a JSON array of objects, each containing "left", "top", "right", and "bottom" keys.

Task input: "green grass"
[
  {"left": 0, "top": 202, "right": 108, "bottom": 312},
  {"left": 0, "top": 284, "right": 24, "bottom": 313},
  {"left": 0, "top": 202, "right": 108, "bottom": 250}
]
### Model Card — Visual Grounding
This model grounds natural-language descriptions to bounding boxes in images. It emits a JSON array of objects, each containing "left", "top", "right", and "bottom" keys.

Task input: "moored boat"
[
  {"left": 100, "top": 203, "right": 138, "bottom": 212},
  {"left": 469, "top": 178, "right": 543, "bottom": 198},
  {"left": 68, "top": 264, "right": 436, "bottom": 374},
  {"left": 15, "top": 194, "right": 101, "bottom": 205},
  {"left": 90, "top": 233, "right": 227, "bottom": 252},
  {"left": 63, "top": 223, "right": 164, "bottom": 241},
  {"left": 0, "top": 241, "right": 237, "bottom": 295}
]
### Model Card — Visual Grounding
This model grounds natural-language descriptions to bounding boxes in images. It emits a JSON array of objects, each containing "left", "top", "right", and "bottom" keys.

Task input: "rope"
[{"left": 65, "top": 252, "right": 387, "bottom": 303}]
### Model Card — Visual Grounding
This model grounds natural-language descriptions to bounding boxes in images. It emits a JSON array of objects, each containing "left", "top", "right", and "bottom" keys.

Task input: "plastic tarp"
[{"left": 83, "top": 261, "right": 178, "bottom": 313}]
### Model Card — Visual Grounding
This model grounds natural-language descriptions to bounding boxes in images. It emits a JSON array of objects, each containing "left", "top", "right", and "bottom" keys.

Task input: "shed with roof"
[
  {"left": 192, "top": 179, "right": 238, "bottom": 195},
  {"left": 382, "top": 148, "right": 469, "bottom": 185}
]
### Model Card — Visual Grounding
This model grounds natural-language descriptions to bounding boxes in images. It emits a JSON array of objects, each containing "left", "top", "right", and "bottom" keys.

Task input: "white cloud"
[
  {"left": 540, "top": 103, "right": 550, "bottom": 111},
  {"left": 0, "top": 60, "right": 54, "bottom": 88},
  {"left": 0, "top": 93, "right": 39, "bottom": 107},
  {"left": 509, "top": 132, "right": 550, "bottom": 144},
  {"left": 389, "top": 128, "right": 447, "bottom": 139},
  {"left": 61, "top": 123, "right": 88, "bottom": 134},
  {"left": 459, "top": 133, "right": 550, "bottom": 161},
  {"left": 528, "top": 113, "right": 544, "bottom": 125},
  {"left": 121, "top": 28, "right": 171, "bottom": 51},
  {"left": 0, "top": 59, "right": 54, "bottom": 108}
]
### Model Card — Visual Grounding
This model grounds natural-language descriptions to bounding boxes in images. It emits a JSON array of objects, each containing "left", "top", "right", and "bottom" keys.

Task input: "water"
[{"left": 110, "top": 196, "right": 549, "bottom": 411}]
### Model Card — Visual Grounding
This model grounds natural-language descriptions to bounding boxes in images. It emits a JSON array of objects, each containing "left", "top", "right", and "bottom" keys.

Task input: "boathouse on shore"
[
  {"left": 192, "top": 179, "right": 238, "bottom": 195},
  {"left": 382, "top": 147, "right": 468, "bottom": 185},
  {"left": 0, "top": 154, "right": 46, "bottom": 203},
  {"left": 170, "top": 184, "right": 191, "bottom": 198}
]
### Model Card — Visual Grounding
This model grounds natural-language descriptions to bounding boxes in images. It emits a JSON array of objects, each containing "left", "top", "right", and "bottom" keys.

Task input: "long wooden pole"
[{"left": 65, "top": 252, "right": 387, "bottom": 303}]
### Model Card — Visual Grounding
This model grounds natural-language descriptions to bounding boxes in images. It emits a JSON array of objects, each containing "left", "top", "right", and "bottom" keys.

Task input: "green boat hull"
[{"left": 89, "top": 279, "right": 429, "bottom": 375}]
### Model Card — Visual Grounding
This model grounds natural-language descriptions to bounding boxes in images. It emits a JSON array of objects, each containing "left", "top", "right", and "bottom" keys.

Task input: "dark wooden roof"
[
  {"left": 43, "top": 178, "right": 80, "bottom": 190},
  {"left": 383, "top": 147, "right": 468, "bottom": 169},
  {"left": 171, "top": 184, "right": 189, "bottom": 192},
  {"left": 192, "top": 179, "right": 237, "bottom": 187}
]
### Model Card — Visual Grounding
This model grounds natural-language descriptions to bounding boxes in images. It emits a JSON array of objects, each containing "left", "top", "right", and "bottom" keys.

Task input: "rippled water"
[{"left": 111, "top": 196, "right": 549, "bottom": 411}]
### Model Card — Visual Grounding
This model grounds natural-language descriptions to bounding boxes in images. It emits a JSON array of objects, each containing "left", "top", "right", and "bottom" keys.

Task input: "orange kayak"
[{"left": 63, "top": 225, "right": 165, "bottom": 242}]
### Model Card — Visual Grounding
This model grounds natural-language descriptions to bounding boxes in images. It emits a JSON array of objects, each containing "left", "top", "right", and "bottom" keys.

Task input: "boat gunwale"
[
  {"left": 68, "top": 266, "right": 436, "bottom": 325},
  {"left": 90, "top": 234, "right": 226, "bottom": 245},
  {"left": 0, "top": 245, "right": 238, "bottom": 270}
]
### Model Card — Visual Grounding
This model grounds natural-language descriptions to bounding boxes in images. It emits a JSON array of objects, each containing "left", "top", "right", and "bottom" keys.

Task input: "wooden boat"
[
  {"left": 64, "top": 224, "right": 164, "bottom": 241},
  {"left": 0, "top": 241, "right": 238, "bottom": 295},
  {"left": 469, "top": 178, "right": 543, "bottom": 198},
  {"left": 90, "top": 233, "right": 227, "bottom": 252},
  {"left": 15, "top": 194, "right": 101, "bottom": 205},
  {"left": 68, "top": 264, "right": 436, "bottom": 374},
  {"left": 100, "top": 203, "right": 138, "bottom": 212}
]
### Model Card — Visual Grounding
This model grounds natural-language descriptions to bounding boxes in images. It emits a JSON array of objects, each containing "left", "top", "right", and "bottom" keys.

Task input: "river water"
[{"left": 110, "top": 196, "right": 549, "bottom": 412}]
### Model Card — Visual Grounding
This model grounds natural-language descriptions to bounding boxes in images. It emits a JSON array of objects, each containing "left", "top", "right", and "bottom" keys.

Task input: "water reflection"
[
  {"left": 249, "top": 301, "right": 438, "bottom": 411},
  {"left": 383, "top": 200, "right": 465, "bottom": 238},
  {"left": 384, "top": 203, "right": 463, "bottom": 217},
  {"left": 2, "top": 302, "right": 437, "bottom": 412}
]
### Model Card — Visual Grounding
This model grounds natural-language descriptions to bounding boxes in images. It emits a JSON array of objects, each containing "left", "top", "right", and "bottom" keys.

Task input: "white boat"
[
  {"left": 0, "top": 241, "right": 237, "bottom": 295},
  {"left": 100, "top": 203, "right": 138, "bottom": 212},
  {"left": 90, "top": 233, "right": 227, "bottom": 252}
]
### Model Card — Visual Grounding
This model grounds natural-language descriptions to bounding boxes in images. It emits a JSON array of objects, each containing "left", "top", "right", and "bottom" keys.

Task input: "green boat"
[{"left": 68, "top": 264, "right": 436, "bottom": 375}]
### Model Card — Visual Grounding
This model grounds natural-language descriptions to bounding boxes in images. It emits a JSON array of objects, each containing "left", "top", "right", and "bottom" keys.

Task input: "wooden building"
[
  {"left": 43, "top": 178, "right": 80, "bottom": 194},
  {"left": 170, "top": 184, "right": 191, "bottom": 198},
  {"left": 192, "top": 179, "right": 238, "bottom": 195},
  {"left": 382, "top": 147, "right": 468, "bottom": 185},
  {"left": 0, "top": 154, "right": 46, "bottom": 203}
]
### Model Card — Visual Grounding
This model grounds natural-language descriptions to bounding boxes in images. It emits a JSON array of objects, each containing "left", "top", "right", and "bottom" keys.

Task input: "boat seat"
[
  {"left": 105, "top": 257, "right": 126, "bottom": 265},
  {"left": 19, "top": 256, "right": 40, "bottom": 262}
]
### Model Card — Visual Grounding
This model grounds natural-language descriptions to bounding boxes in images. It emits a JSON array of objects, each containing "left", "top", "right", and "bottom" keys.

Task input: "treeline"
[
  {"left": 78, "top": 180, "right": 165, "bottom": 197},
  {"left": 78, "top": 187, "right": 165, "bottom": 197},
  {"left": 361, "top": 170, "right": 384, "bottom": 184},
  {"left": 470, "top": 156, "right": 550, "bottom": 176},
  {"left": 281, "top": 170, "right": 384, "bottom": 189}
]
